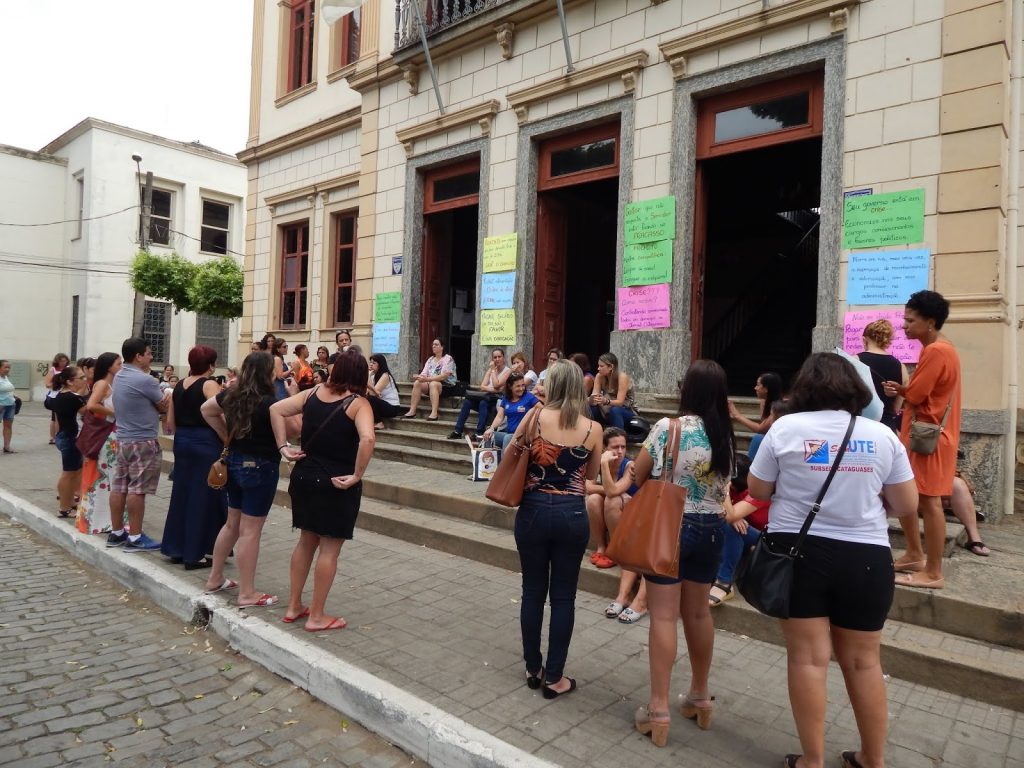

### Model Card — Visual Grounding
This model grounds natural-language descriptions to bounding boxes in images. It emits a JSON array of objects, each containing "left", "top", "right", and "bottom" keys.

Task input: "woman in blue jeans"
[
  {"left": 632, "top": 360, "right": 735, "bottom": 747},
  {"left": 202, "top": 352, "right": 297, "bottom": 608},
  {"left": 588, "top": 352, "right": 636, "bottom": 429},
  {"left": 511, "top": 359, "right": 601, "bottom": 699},
  {"left": 709, "top": 453, "right": 769, "bottom": 606}
]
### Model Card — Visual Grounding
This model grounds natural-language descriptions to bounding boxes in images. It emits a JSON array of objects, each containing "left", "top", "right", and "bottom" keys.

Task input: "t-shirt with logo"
[
  {"left": 497, "top": 391, "right": 539, "bottom": 433},
  {"left": 749, "top": 409, "right": 913, "bottom": 547}
]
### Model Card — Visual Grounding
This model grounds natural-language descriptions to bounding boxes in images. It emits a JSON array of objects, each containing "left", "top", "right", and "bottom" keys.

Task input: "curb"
[{"left": 0, "top": 488, "right": 556, "bottom": 768}]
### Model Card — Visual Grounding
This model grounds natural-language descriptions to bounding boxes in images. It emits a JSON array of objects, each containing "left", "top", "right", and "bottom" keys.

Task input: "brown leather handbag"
[
  {"left": 207, "top": 435, "right": 231, "bottom": 489},
  {"left": 485, "top": 406, "right": 541, "bottom": 507},
  {"left": 606, "top": 418, "right": 686, "bottom": 578}
]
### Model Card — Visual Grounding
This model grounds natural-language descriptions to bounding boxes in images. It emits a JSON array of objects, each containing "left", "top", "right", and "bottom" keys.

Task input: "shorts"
[
  {"left": 772, "top": 532, "right": 894, "bottom": 632},
  {"left": 110, "top": 439, "right": 162, "bottom": 495},
  {"left": 54, "top": 432, "right": 83, "bottom": 472},
  {"left": 225, "top": 453, "right": 280, "bottom": 518},
  {"left": 1, "top": 404, "right": 14, "bottom": 422},
  {"left": 645, "top": 513, "right": 724, "bottom": 585}
]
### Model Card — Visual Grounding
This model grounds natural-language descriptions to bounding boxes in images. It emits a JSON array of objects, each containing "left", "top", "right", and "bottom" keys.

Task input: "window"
[
  {"left": 538, "top": 123, "right": 620, "bottom": 191},
  {"left": 713, "top": 92, "right": 810, "bottom": 144},
  {"left": 338, "top": 7, "right": 360, "bottom": 66},
  {"left": 70, "top": 295, "right": 79, "bottom": 360},
  {"left": 196, "top": 313, "right": 229, "bottom": 363},
  {"left": 140, "top": 187, "right": 172, "bottom": 246},
  {"left": 73, "top": 174, "right": 84, "bottom": 239},
  {"left": 333, "top": 212, "right": 357, "bottom": 325},
  {"left": 423, "top": 158, "right": 481, "bottom": 214},
  {"left": 200, "top": 200, "right": 230, "bottom": 255},
  {"left": 288, "top": 0, "right": 316, "bottom": 91},
  {"left": 143, "top": 300, "right": 172, "bottom": 364},
  {"left": 280, "top": 221, "right": 309, "bottom": 328}
]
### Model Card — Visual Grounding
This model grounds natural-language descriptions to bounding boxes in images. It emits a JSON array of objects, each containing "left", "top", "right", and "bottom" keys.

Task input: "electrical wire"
[
  {"left": 166, "top": 228, "right": 247, "bottom": 259},
  {"left": 0, "top": 204, "right": 140, "bottom": 227},
  {"left": 0, "top": 257, "right": 130, "bottom": 275}
]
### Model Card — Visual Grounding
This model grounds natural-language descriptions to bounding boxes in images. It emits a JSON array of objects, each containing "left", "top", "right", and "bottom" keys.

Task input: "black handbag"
[{"left": 735, "top": 414, "right": 856, "bottom": 619}]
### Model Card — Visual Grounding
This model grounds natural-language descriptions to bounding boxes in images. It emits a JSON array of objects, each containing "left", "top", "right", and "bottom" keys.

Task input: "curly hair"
[
  {"left": 906, "top": 290, "right": 950, "bottom": 330},
  {"left": 862, "top": 319, "right": 894, "bottom": 350}
]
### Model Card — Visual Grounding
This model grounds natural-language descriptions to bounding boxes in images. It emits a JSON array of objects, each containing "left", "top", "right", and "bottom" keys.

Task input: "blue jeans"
[
  {"left": 514, "top": 490, "right": 590, "bottom": 683},
  {"left": 225, "top": 453, "right": 280, "bottom": 517},
  {"left": 747, "top": 433, "right": 765, "bottom": 460},
  {"left": 646, "top": 514, "right": 725, "bottom": 585},
  {"left": 454, "top": 395, "right": 491, "bottom": 435},
  {"left": 716, "top": 521, "right": 762, "bottom": 584},
  {"left": 590, "top": 404, "right": 632, "bottom": 430}
]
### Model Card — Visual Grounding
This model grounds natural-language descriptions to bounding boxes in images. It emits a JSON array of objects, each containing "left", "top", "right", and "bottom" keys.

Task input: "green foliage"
[
  {"left": 188, "top": 257, "right": 244, "bottom": 319},
  {"left": 130, "top": 251, "right": 243, "bottom": 319}
]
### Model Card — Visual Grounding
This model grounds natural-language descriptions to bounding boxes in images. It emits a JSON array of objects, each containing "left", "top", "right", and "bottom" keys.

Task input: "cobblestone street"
[{"left": 0, "top": 516, "right": 417, "bottom": 768}]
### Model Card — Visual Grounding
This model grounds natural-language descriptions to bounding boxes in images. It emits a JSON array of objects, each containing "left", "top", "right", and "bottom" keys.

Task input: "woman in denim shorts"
[
  {"left": 45, "top": 366, "right": 89, "bottom": 518},
  {"left": 202, "top": 352, "right": 296, "bottom": 608},
  {"left": 631, "top": 360, "right": 735, "bottom": 747}
]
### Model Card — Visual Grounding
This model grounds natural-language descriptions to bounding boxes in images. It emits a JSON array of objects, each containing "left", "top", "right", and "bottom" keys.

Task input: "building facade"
[
  {"left": 241, "top": 0, "right": 1022, "bottom": 518},
  {"left": 0, "top": 119, "right": 246, "bottom": 396}
]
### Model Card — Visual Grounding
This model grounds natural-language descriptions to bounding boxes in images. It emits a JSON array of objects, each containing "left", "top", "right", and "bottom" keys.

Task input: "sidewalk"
[{"left": 2, "top": 403, "right": 1021, "bottom": 767}]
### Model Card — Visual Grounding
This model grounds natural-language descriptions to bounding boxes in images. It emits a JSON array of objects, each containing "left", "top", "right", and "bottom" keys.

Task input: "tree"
[
  {"left": 129, "top": 251, "right": 243, "bottom": 319},
  {"left": 130, "top": 251, "right": 196, "bottom": 312}
]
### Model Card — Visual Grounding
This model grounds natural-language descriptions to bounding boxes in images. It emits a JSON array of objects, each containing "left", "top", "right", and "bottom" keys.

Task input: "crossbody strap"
[
  {"left": 789, "top": 414, "right": 857, "bottom": 556},
  {"left": 911, "top": 398, "right": 952, "bottom": 428}
]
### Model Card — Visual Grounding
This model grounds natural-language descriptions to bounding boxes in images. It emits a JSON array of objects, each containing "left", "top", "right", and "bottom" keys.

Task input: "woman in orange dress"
[{"left": 883, "top": 290, "right": 960, "bottom": 590}]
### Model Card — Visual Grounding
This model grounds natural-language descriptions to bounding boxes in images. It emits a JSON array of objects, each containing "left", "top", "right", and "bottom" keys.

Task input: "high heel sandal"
[
  {"left": 526, "top": 667, "right": 544, "bottom": 690},
  {"left": 678, "top": 694, "right": 715, "bottom": 730},
  {"left": 634, "top": 706, "right": 670, "bottom": 747}
]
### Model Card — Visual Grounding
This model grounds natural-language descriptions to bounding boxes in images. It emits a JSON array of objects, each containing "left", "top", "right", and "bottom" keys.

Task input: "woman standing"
[
  {"left": 402, "top": 338, "right": 459, "bottom": 421},
  {"left": 45, "top": 353, "right": 70, "bottom": 444},
  {"left": 0, "top": 359, "right": 17, "bottom": 454},
  {"left": 291, "top": 344, "right": 315, "bottom": 390},
  {"left": 858, "top": 319, "right": 908, "bottom": 433},
  {"left": 162, "top": 346, "right": 226, "bottom": 569},
  {"left": 271, "top": 350, "right": 376, "bottom": 631},
  {"left": 884, "top": 290, "right": 961, "bottom": 590},
  {"left": 588, "top": 353, "right": 635, "bottom": 429},
  {"left": 512, "top": 359, "right": 602, "bottom": 699},
  {"left": 272, "top": 338, "right": 291, "bottom": 400},
  {"left": 313, "top": 346, "right": 332, "bottom": 377},
  {"left": 201, "top": 353, "right": 291, "bottom": 607},
  {"left": 748, "top": 353, "right": 918, "bottom": 768},
  {"left": 632, "top": 360, "right": 734, "bottom": 746},
  {"left": 368, "top": 354, "right": 404, "bottom": 424},
  {"left": 46, "top": 366, "right": 88, "bottom": 518},
  {"left": 77, "top": 353, "right": 122, "bottom": 534}
]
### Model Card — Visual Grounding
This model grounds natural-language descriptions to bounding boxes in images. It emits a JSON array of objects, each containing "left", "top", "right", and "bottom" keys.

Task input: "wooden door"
[
  {"left": 419, "top": 213, "right": 452, "bottom": 362},
  {"left": 690, "top": 164, "right": 707, "bottom": 360},
  {"left": 534, "top": 193, "right": 568, "bottom": 372}
]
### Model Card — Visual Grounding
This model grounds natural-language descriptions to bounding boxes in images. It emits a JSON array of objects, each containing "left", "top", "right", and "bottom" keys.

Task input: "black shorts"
[{"left": 771, "top": 532, "right": 894, "bottom": 632}]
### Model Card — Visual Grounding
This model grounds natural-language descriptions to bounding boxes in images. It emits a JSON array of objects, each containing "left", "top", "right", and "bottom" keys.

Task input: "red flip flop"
[
  {"left": 282, "top": 607, "right": 310, "bottom": 624},
  {"left": 304, "top": 617, "right": 347, "bottom": 632}
]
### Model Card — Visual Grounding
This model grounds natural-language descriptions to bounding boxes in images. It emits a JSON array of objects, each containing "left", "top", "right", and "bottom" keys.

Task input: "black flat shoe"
[
  {"left": 401, "top": 413, "right": 416, "bottom": 419},
  {"left": 184, "top": 558, "right": 213, "bottom": 570},
  {"left": 783, "top": 755, "right": 801, "bottom": 768},
  {"left": 542, "top": 677, "right": 576, "bottom": 699},
  {"left": 840, "top": 751, "right": 864, "bottom": 768},
  {"left": 168, "top": 556, "right": 183, "bottom": 564},
  {"left": 526, "top": 668, "right": 544, "bottom": 690}
]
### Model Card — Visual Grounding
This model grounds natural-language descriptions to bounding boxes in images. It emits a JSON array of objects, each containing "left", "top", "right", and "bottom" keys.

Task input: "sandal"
[
  {"left": 840, "top": 751, "right": 865, "bottom": 768},
  {"left": 708, "top": 580, "right": 733, "bottom": 607},
  {"left": 618, "top": 606, "right": 647, "bottom": 624},
  {"left": 679, "top": 694, "right": 715, "bottom": 730},
  {"left": 783, "top": 755, "right": 801, "bottom": 768},
  {"left": 604, "top": 601, "right": 625, "bottom": 618},
  {"left": 962, "top": 540, "right": 990, "bottom": 557},
  {"left": 634, "top": 705, "right": 671, "bottom": 747},
  {"left": 591, "top": 552, "right": 616, "bottom": 569}
]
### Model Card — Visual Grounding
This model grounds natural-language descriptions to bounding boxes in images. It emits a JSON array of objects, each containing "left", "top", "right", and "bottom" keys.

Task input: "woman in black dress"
[
  {"left": 271, "top": 350, "right": 376, "bottom": 631},
  {"left": 858, "top": 319, "right": 907, "bottom": 433}
]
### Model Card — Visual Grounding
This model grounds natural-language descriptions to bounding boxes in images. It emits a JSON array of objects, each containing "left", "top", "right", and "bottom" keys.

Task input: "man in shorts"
[{"left": 107, "top": 337, "right": 171, "bottom": 551}]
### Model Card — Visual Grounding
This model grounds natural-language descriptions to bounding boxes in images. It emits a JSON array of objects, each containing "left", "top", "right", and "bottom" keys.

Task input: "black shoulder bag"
[{"left": 735, "top": 414, "right": 856, "bottom": 619}]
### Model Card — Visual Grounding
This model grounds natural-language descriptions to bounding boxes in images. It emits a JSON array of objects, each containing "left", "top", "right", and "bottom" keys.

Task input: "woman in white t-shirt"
[{"left": 748, "top": 353, "right": 918, "bottom": 768}]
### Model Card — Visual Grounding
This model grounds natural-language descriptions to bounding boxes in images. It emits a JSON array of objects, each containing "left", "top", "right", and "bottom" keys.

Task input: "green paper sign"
[
  {"left": 623, "top": 240, "right": 672, "bottom": 286},
  {"left": 374, "top": 291, "right": 401, "bottom": 323},
  {"left": 480, "top": 309, "right": 516, "bottom": 345},
  {"left": 624, "top": 196, "right": 676, "bottom": 245},
  {"left": 482, "top": 234, "right": 518, "bottom": 273},
  {"left": 843, "top": 189, "right": 925, "bottom": 250}
]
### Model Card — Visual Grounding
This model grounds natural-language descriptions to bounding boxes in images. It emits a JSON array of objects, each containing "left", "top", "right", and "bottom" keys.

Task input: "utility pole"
[{"left": 131, "top": 168, "right": 153, "bottom": 337}]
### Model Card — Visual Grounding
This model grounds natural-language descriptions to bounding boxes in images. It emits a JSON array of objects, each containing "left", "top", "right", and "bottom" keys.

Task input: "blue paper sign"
[
  {"left": 847, "top": 249, "right": 930, "bottom": 305},
  {"left": 481, "top": 272, "right": 516, "bottom": 309},
  {"left": 372, "top": 322, "right": 400, "bottom": 354}
]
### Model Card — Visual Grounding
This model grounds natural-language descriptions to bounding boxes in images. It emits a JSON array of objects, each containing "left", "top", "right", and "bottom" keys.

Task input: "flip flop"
[
  {"left": 604, "top": 601, "right": 625, "bottom": 618},
  {"left": 893, "top": 559, "right": 925, "bottom": 573},
  {"left": 591, "top": 553, "right": 616, "bottom": 569},
  {"left": 282, "top": 607, "right": 311, "bottom": 624},
  {"left": 618, "top": 607, "right": 647, "bottom": 624},
  {"left": 895, "top": 573, "right": 944, "bottom": 589},
  {"left": 304, "top": 617, "right": 347, "bottom": 632},
  {"left": 204, "top": 578, "right": 238, "bottom": 594},
  {"left": 962, "top": 540, "right": 990, "bottom": 557},
  {"left": 240, "top": 593, "right": 279, "bottom": 608}
]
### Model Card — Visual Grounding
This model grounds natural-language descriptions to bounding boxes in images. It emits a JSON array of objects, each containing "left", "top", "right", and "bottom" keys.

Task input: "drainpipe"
[{"left": 1002, "top": 0, "right": 1022, "bottom": 515}]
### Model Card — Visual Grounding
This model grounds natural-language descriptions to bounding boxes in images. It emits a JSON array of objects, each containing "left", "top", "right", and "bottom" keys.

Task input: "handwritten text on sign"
[
  {"left": 843, "top": 310, "right": 920, "bottom": 364},
  {"left": 622, "top": 240, "right": 672, "bottom": 286},
  {"left": 624, "top": 196, "right": 676, "bottom": 245},
  {"left": 372, "top": 322, "right": 400, "bottom": 354},
  {"left": 480, "top": 309, "right": 516, "bottom": 345},
  {"left": 480, "top": 272, "right": 515, "bottom": 309},
  {"left": 374, "top": 291, "right": 401, "bottom": 323},
  {"left": 847, "top": 249, "right": 930, "bottom": 305},
  {"left": 843, "top": 189, "right": 925, "bottom": 250},
  {"left": 482, "top": 234, "right": 518, "bottom": 273},
  {"left": 618, "top": 284, "right": 670, "bottom": 330}
]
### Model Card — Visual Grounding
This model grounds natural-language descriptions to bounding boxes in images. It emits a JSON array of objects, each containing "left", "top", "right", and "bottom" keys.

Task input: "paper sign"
[
  {"left": 480, "top": 309, "right": 516, "bottom": 344},
  {"left": 624, "top": 197, "right": 676, "bottom": 245},
  {"left": 374, "top": 291, "right": 401, "bottom": 323},
  {"left": 847, "top": 249, "right": 930, "bottom": 305},
  {"left": 483, "top": 234, "right": 518, "bottom": 273},
  {"left": 843, "top": 189, "right": 925, "bottom": 249},
  {"left": 617, "top": 284, "right": 670, "bottom": 330},
  {"left": 372, "top": 322, "right": 400, "bottom": 354},
  {"left": 481, "top": 272, "right": 516, "bottom": 309},
  {"left": 622, "top": 240, "right": 672, "bottom": 286},
  {"left": 843, "top": 310, "right": 920, "bottom": 363}
]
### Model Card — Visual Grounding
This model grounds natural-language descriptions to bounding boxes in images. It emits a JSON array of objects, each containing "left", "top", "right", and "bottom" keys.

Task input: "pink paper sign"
[
  {"left": 843, "top": 310, "right": 921, "bottom": 363},
  {"left": 618, "top": 284, "right": 670, "bottom": 330}
]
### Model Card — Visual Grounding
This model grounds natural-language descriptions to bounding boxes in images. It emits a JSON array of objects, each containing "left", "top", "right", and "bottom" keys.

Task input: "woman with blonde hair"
[
  {"left": 858, "top": 319, "right": 907, "bottom": 433},
  {"left": 511, "top": 359, "right": 602, "bottom": 699}
]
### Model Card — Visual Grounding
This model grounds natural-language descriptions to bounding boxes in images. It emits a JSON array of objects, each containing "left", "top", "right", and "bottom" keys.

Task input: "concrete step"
[{"left": 376, "top": 427, "right": 480, "bottom": 457}]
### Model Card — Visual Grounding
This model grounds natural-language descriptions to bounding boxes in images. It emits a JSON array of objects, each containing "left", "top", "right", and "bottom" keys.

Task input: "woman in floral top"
[
  {"left": 402, "top": 338, "right": 459, "bottom": 421},
  {"left": 632, "top": 360, "right": 734, "bottom": 747}
]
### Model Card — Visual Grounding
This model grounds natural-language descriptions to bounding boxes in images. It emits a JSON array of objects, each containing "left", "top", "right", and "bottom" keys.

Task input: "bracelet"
[{"left": 278, "top": 444, "right": 290, "bottom": 451}]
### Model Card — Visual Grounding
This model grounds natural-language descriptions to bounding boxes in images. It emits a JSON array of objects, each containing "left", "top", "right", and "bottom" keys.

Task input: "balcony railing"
[{"left": 394, "top": 0, "right": 503, "bottom": 49}]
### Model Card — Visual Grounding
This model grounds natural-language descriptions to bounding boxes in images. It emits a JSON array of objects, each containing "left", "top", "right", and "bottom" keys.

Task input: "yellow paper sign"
[
  {"left": 483, "top": 234, "right": 518, "bottom": 273},
  {"left": 480, "top": 309, "right": 516, "bottom": 345}
]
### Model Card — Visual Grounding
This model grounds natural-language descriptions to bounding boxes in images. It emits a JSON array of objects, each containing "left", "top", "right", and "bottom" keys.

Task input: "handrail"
[{"left": 395, "top": 0, "right": 502, "bottom": 49}]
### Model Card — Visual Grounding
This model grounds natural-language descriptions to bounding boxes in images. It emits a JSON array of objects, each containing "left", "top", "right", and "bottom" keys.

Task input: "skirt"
[
  {"left": 288, "top": 458, "right": 361, "bottom": 539},
  {"left": 77, "top": 431, "right": 125, "bottom": 534}
]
